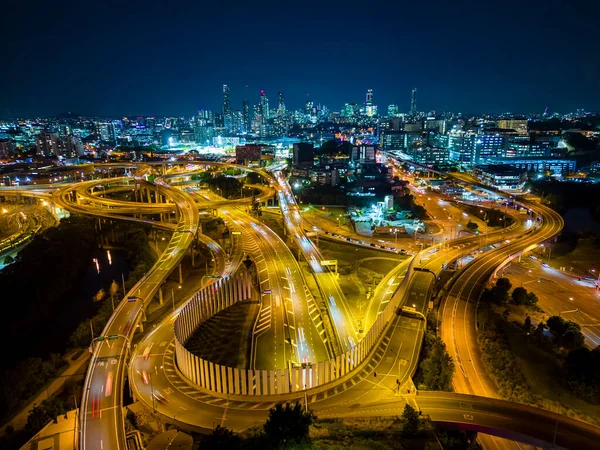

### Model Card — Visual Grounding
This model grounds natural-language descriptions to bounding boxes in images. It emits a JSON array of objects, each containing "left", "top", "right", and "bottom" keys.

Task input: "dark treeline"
[
  {"left": 532, "top": 180, "right": 600, "bottom": 218},
  {"left": 0, "top": 216, "right": 97, "bottom": 364}
]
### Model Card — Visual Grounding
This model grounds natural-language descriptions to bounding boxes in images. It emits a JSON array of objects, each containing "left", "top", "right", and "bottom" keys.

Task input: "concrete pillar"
[
  {"left": 179, "top": 264, "right": 183, "bottom": 284},
  {"left": 146, "top": 188, "right": 151, "bottom": 203},
  {"left": 138, "top": 322, "right": 144, "bottom": 333},
  {"left": 158, "top": 287, "right": 164, "bottom": 305}
]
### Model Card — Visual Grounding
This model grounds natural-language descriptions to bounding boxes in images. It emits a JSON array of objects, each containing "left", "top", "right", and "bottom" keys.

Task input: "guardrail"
[{"left": 173, "top": 250, "right": 418, "bottom": 397}]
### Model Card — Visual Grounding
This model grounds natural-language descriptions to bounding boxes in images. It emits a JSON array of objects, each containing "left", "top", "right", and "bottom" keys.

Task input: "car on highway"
[
  {"left": 153, "top": 390, "right": 168, "bottom": 404},
  {"left": 328, "top": 295, "right": 336, "bottom": 307},
  {"left": 541, "top": 262, "right": 550, "bottom": 268},
  {"left": 141, "top": 370, "right": 149, "bottom": 385},
  {"left": 105, "top": 372, "right": 114, "bottom": 397}
]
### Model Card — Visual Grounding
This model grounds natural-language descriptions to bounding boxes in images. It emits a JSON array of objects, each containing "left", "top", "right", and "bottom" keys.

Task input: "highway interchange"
[{"left": 3, "top": 160, "right": 599, "bottom": 450}]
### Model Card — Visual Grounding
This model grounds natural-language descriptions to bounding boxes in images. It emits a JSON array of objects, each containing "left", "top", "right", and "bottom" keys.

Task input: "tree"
[
  {"left": 495, "top": 278, "right": 512, "bottom": 291},
  {"left": 419, "top": 336, "right": 455, "bottom": 391},
  {"left": 546, "top": 316, "right": 567, "bottom": 336},
  {"left": 263, "top": 402, "right": 315, "bottom": 448},
  {"left": 25, "top": 404, "right": 49, "bottom": 434},
  {"left": 483, "top": 286, "right": 509, "bottom": 304},
  {"left": 546, "top": 316, "right": 585, "bottom": 349},
  {"left": 3, "top": 255, "right": 14, "bottom": 265},
  {"left": 524, "top": 316, "right": 532, "bottom": 331},
  {"left": 203, "top": 425, "right": 241, "bottom": 450},
  {"left": 511, "top": 287, "right": 527, "bottom": 305},
  {"left": 525, "top": 292, "right": 539, "bottom": 306},
  {"left": 402, "top": 403, "right": 420, "bottom": 431},
  {"left": 437, "top": 428, "right": 482, "bottom": 450},
  {"left": 563, "top": 323, "right": 585, "bottom": 349}
]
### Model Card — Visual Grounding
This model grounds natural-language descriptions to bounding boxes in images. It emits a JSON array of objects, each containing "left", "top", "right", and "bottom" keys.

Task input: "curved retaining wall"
[{"left": 174, "top": 258, "right": 417, "bottom": 397}]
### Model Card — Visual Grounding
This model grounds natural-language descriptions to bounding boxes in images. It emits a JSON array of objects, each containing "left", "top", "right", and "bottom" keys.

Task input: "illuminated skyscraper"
[
  {"left": 259, "top": 90, "right": 269, "bottom": 120},
  {"left": 365, "top": 89, "right": 376, "bottom": 117},
  {"left": 223, "top": 84, "right": 232, "bottom": 131},
  {"left": 388, "top": 104, "right": 398, "bottom": 116},
  {"left": 242, "top": 100, "right": 250, "bottom": 133},
  {"left": 277, "top": 91, "right": 285, "bottom": 114},
  {"left": 410, "top": 88, "right": 417, "bottom": 115}
]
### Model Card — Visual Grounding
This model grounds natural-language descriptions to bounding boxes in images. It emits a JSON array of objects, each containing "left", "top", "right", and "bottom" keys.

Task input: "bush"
[
  {"left": 264, "top": 402, "right": 315, "bottom": 448},
  {"left": 415, "top": 332, "right": 454, "bottom": 391},
  {"left": 546, "top": 316, "right": 585, "bottom": 350},
  {"left": 478, "top": 320, "right": 539, "bottom": 405}
]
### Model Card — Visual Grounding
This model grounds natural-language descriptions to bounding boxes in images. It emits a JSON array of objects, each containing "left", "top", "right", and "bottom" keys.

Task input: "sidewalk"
[{"left": 2, "top": 350, "right": 90, "bottom": 433}]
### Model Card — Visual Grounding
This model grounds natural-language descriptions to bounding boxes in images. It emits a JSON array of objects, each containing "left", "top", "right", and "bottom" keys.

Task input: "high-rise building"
[
  {"left": 293, "top": 143, "right": 314, "bottom": 166},
  {"left": 351, "top": 145, "right": 376, "bottom": 162},
  {"left": 36, "top": 132, "right": 59, "bottom": 156},
  {"left": 496, "top": 119, "right": 528, "bottom": 135},
  {"left": 277, "top": 91, "right": 285, "bottom": 114},
  {"left": 448, "top": 133, "right": 477, "bottom": 167},
  {"left": 235, "top": 144, "right": 262, "bottom": 165},
  {"left": 242, "top": 100, "right": 250, "bottom": 133},
  {"left": 410, "top": 88, "right": 417, "bottom": 115},
  {"left": 425, "top": 118, "right": 448, "bottom": 134},
  {"left": 260, "top": 90, "right": 269, "bottom": 121},
  {"left": 365, "top": 89, "right": 377, "bottom": 117},
  {"left": 97, "top": 122, "right": 116, "bottom": 143},
  {"left": 62, "top": 135, "right": 85, "bottom": 157},
  {"left": 222, "top": 85, "right": 232, "bottom": 131},
  {"left": 476, "top": 133, "right": 507, "bottom": 162},
  {"left": 388, "top": 105, "right": 398, "bottom": 116},
  {"left": 0, "top": 140, "right": 14, "bottom": 158}
]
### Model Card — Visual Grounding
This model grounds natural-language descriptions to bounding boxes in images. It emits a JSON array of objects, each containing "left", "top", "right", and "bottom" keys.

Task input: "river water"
[{"left": 22, "top": 247, "right": 130, "bottom": 362}]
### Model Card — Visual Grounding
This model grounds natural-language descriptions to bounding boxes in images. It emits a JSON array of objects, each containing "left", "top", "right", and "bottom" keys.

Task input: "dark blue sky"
[{"left": 1, "top": 0, "right": 598, "bottom": 117}]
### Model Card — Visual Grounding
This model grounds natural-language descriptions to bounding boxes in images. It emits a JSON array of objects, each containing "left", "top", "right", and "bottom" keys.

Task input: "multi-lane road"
[{"left": 273, "top": 170, "right": 358, "bottom": 353}]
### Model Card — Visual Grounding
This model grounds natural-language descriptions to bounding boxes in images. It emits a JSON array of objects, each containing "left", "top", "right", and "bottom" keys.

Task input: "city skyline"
[
  {"left": 0, "top": 83, "right": 595, "bottom": 120},
  {"left": 1, "top": 0, "right": 599, "bottom": 117}
]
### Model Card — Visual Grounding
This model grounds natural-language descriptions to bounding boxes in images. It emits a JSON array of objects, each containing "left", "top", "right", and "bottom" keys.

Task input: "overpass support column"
[
  {"left": 159, "top": 287, "right": 164, "bottom": 305},
  {"left": 179, "top": 264, "right": 183, "bottom": 284},
  {"left": 146, "top": 188, "right": 152, "bottom": 204},
  {"left": 191, "top": 246, "right": 195, "bottom": 267}
]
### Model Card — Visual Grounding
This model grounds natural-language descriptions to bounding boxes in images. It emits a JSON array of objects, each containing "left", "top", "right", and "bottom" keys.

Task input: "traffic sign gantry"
[{"left": 206, "top": 275, "right": 222, "bottom": 279}]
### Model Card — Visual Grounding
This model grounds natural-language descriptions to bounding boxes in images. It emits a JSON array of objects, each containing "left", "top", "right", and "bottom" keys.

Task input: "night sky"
[{"left": 1, "top": 0, "right": 598, "bottom": 117}]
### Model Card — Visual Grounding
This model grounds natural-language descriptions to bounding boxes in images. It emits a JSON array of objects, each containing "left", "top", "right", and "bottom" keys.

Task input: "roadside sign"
[
  {"left": 263, "top": 289, "right": 272, "bottom": 294},
  {"left": 127, "top": 296, "right": 137, "bottom": 302},
  {"left": 320, "top": 260, "right": 337, "bottom": 266},
  {"left": 231, "top": 231, "right": 242, "bottom": 235}
]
